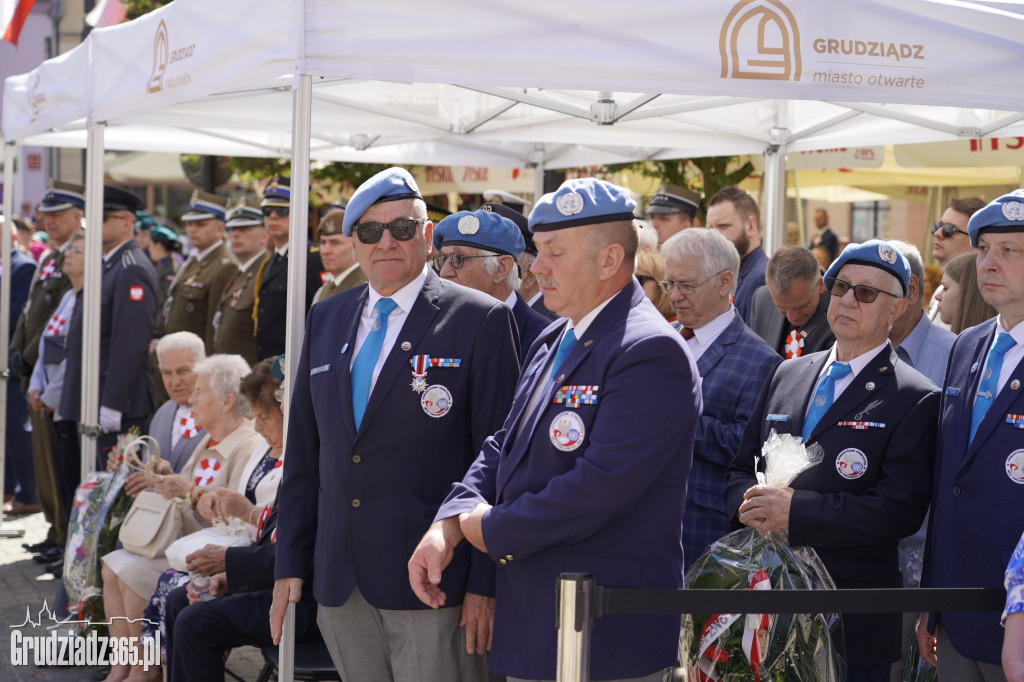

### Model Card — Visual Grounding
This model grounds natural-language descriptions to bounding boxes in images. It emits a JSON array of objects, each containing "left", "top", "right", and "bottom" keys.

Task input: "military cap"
[
  {"left": 134, "top": 210, "right": 160, "bottom": 233},
  {"left": 529, "top": 178, "right": 637, "bottom": 233},
  {"left": 103, "top": 185, "right": 143, "bottom": 214},
  {"left": 646, "top": 182, "right": 700, "bottom": 218},
  {"left": 329, "top": 198, "right": 348, "bottom": 212},
  {"left": 318, "top": 209, "right": 346, "bottom": 237},
  {"left": 261, "top": 175, "right": 291, "bottom": 208},
  {"left": 271, "top": 354, "right": 287, "bottom": 382},
  {"left": 149, "top": 224, "right": 181, "bottom": 248},
  {"left": 38, "top": 181, "right": 85, "bottom": 213},
  {"left": 482, "top": 189, "right": 529, "bottom": 211},
  {"left": 483, "top": 202, "right": 534, "bottom": 256},
  {"left": 181, "top": 189, "right": 228, "bottom": 222},
  {"left": 341, "top": 167, "right": 423, "bottom": 237},
  {"left": 433, "top": 210, "right": 525, "bottom": 259},
  {"left": 425, "top": 202, "right": 451, "bottom": 224},
  {"left": 968, "top": 189, "right": 1024, "bottom": 247},
  {"left": 824, "top": 239, "right": 910, "bottom": 296},
  {"left": 225, "top": 203, "right": 264, "bottom": 229}
]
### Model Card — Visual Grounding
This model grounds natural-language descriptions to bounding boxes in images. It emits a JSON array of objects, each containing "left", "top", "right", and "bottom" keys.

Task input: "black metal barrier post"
[{"left": 555, "top": 573, "right": 1006, "bottom": 682}]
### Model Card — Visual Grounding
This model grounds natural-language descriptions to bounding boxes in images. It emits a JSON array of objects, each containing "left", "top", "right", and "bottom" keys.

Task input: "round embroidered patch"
[
  {"left": 549, "top": 411, "right": 586, "bottom": 452},
  {"left": 458, "top": 215, "right": 480, "bottom": 235},
  {"left": 835, "top": 448, "right": 868, "bottom": 480},
  {"left": 420, "top": 384, "right": 453, "bottom": 418},
  {"left": 1005, "top": 450, "right": 1024, "bottom": 484},
  {"left": 555, "top": 192, "right": 584, "bottom": 217}
]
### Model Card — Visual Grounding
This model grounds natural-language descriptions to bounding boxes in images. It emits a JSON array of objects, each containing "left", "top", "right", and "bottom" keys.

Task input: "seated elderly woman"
[{"left": 100, "top": 354, "right": 260, "bottom": 682}]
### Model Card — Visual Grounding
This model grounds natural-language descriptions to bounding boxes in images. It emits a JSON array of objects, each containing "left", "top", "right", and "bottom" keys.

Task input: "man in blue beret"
[
  {"left": 411, "top": 177, "right": 702, "bottom": 681},
  {"left": 727, "top": 239, "right": 939, "bottom": 682},
  {"left": 483, "top": 201, "right": 558, "bottom": 321},
  {"left": 918, "top": 189, "right": 1024, "bottom": 680},
  {"left": 434, "top": 209, "right": 550, "bottom": 356},
  {"left": 272, "top": 167, "right": 520, "bottom": 682}
]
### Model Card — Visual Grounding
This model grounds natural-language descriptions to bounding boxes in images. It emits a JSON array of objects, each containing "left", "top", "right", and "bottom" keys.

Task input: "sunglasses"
[
  {"left": 931, "top": 221, "right": 968, "bottom": 239},
  {"left": 636, "top": 274, "right": 656, "bottom": 286},
  {"left": 352, "top": 218, "right": 424, "bottom": 244},
  {"left": 433, "top": 251, "right": 491, "bottom": 271},
  {"left": 262, "top": 206, "right": 289, "bottom": 218},
  {"left": 824, "top": 276, "right": 900, "bottom": 304}
]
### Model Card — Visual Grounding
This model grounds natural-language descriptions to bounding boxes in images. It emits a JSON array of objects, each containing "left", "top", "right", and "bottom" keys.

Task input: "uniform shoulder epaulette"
[
  {"left": 309, "top": 245, "right": 320, "bottom": 253},
  {"left": 121, "top": 250, "right": 137, "bottom": 268}
]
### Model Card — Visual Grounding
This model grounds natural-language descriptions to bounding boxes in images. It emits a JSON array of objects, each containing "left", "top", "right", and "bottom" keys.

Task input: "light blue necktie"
[
  {"left": 970, "top": 332, "right": 1016, "bottom": 442},
  {"left": 549, "top": 329, "right": 577, "bottom": 380},
  {"left": 351, "top": 298, "right": 397, "bottom": 429},
  {"left": 801, "top": 362, "right": 852, "bottom": 441}
]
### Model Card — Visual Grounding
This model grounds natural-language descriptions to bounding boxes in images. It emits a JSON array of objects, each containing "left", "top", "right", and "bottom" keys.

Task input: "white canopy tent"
[{"left": 4, "top": 0, "right": 1024, "bottom": 672}]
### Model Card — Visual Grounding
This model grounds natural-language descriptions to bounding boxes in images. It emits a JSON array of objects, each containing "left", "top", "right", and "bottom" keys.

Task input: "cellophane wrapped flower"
[
  {"left": 62, "top": 430, "right": 139, "bottom": 633},
  {"left": 680, "top": 430, "right": 845, "bottom": 681}
]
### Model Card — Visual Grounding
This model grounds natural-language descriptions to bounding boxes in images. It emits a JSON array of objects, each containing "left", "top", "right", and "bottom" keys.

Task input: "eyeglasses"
[
  {"left": 931, "top": 221, "right": 968, "bottom": 239},
  {"left": 352, "top": 218, "right": 424, "bottom": 244},
  {"left": 432, "top": 251, "right": 491, "bottom": 271},
  {"left": 636, "top": 274, "right": 656, "bottom": 286},
  {"left": 261, "top": 206, "right": 289, "bottom": 218},
  {"left": 659, "top": 271, "right": 725, "bottom": 296},
  {"left": 824, "top": 276, "right": 899, "bottom": 304}
]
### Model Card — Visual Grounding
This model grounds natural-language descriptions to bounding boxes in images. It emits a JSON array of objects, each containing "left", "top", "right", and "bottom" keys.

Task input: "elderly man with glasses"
[
  {"left": 727, "top": 239, "right": 940, "bottom": 682},
  {"left": 660, "top": 227, "right": 780, "bottom": 569},
  {"left": 433, "top": 208, "right": 550, "bottom": 358},
  {"left": 270, "top": 167, "right": 520, "bottom": 682}
]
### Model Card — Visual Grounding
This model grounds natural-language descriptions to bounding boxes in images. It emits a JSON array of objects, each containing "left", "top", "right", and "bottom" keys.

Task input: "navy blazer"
[
  {"left": 923, "top": 318, "right": 1024, "bottom": 664},
  {"left": 275, "top": 269, "right": 520, "bottom": 611},
  {"left": 439, "top": 281, "right": 702, "bottom": 680},
  {"left": 255, "top": 245, "right": 324, "bottom": 361},
  {"left": 530, "top": 293, "right": 558, "bottom": 321},
  {"left": 6, "top": 249, "right": 34, "bottom": 334},
  {"left": 684, "top": 312, "right": 780, "bottom": 567},
  {"left": 726, "top": 345, "right": 938, "bottom": 666},
  {"left": 734, "top": 246, "right": 767, "bottom": 325},
  {"left": 61, "top": 240, "right": 157, "bottom": 422},
  {"left": 511, "top": 292, "right": 551, "bottom": 359}
]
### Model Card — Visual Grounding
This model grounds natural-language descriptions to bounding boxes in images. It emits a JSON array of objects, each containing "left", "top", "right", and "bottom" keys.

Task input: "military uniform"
[
  {"left": 312, "top": 264, "right": 365, "bottom": 305},
  {"left": 213, "top": 253, "right": 269, "bottom": 365}
]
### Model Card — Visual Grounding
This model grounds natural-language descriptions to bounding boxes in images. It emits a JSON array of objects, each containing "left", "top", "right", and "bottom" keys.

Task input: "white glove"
[{"left": 99, "top": 406, "right": 122, "bottom": 434}]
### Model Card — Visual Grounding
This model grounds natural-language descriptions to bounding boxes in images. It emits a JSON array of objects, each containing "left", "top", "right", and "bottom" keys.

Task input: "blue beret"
[
  {"left": 103, "top": 185, "right": 142, "bottom": 213},
  {"left": 482, "top": 203, "right": 533, "bottom": 255},
  {"left": 38, "top": 181, "right": 85, "bottom": 213},
  {"left": 181, "top": 189, "right": 227, "bottom": 222},
  {"left": 433, "top": 210, "right": 525, "bottom": 258},
  {"left": 968, "top": 189, "right": 1024, "bottom": 247},
  {"left": 342, "top": 167, "right": 423, "bottom": 237},
  {"left": 261, "top": 175, "right": 291, "bottom": 208},
  {"left": 824, "top": 239, "right": 910, "bottom": 296},
  {"left": 529, "top": 178, "right": 637, "bottom": 233}
]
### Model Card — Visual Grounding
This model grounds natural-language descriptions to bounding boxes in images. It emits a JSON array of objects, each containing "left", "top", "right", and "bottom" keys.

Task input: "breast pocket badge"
[
  {"left": 421, "top": 385, "right": 453, "bottom": 418},
  {"left": 1006, "top": 450, "right": 1024, "bottom": 485},
  {"left": 835, "top": 448, "right": 868, "bottom": 480},
  {"left": 550, "top": 411, "right": 585, "bottom": 452}
]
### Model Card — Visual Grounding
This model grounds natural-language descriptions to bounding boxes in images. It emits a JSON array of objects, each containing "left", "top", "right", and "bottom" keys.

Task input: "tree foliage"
[{"left": 608, "top": 157, "right": 755, "bottom": 221}]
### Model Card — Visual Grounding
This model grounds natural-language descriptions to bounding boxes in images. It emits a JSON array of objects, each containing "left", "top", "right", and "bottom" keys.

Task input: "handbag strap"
[{"left": 122, "top": 434, "right": 162, "bottom": 476}]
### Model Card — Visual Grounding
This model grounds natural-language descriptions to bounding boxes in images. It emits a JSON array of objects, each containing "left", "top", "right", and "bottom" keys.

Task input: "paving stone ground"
[{"left": 0, "top": 510, "right": 265, "bottom": 681}]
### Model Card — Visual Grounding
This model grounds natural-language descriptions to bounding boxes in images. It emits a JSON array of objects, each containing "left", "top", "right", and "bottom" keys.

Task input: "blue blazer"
[
  {"left": 274, "top": 269, "right": 521, "bottom": 610},
  {"left": 5, "top": 249, "right": 36, "bottom": 456},
  {"left": 684, "top": 312, "right": 780, "bottom": 567},
  {"left": 923, "top": 318, "right": 1024, "bottom": 664},
  {"left": 726, "top": 345, "right": 938, "bottom": 667},
  {"left": 61, "top": 240, "right": 157, "bottom": 422},
  {"left": 438, "top": 281, "right": 702, "bottom": 681},
  {"left": 511, "top": 292, "right": 551, "bottom": 359},
  {"left": 734, "top": 246, "right": 767, "bottom": 325}
]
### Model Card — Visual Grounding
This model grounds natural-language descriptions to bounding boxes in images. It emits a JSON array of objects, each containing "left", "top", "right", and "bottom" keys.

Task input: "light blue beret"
[
  {"left": 433, "top": 210, "right": 525, "bottom": 258},
  {"left": 341, "top": 167, "right": 423, "bottom": 237},
  {"left": 824, "top": 239, "right": 910, "bottom": 296},
  {"left": 528, "top": 178, "right": 637, "bottom": 233},
  {"left": 968, "top": 189, "right": 1024, "bottom": 247}
]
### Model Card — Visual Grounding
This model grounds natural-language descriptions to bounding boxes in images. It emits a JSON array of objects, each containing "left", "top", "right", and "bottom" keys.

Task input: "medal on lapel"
[{"left": 409, "top": 355, "right": 462, "bottom": 394}]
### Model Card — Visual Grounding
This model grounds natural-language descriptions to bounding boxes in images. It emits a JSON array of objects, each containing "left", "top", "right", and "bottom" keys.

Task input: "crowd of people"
[{"left": 1, "top": 168, "right": 1023, "bottom": 682}]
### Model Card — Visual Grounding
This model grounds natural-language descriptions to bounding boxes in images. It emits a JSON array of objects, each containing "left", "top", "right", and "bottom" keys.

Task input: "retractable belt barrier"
[{"left": 554, "top": 572, "right": 1007, "bottom": 682}]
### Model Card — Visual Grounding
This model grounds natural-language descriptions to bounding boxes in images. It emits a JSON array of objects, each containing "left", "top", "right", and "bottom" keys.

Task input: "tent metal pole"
[
  {"left": 278, "top": 72, "right": 312, "bottom": 682},
  {"left": 80, "top": 120, "right": 105, "bottom": 481},
  {"left": 532, "top": 145, "right": 546, "bottom": 205},
  {"left": 763, "top": 132, "right": 788, "bottom": 256},
  {"left": 0, "top": 141, "right": 17, "bottom": 534}
]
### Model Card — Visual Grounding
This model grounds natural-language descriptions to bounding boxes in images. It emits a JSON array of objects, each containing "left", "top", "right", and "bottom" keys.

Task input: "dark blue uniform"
[{"left": 511, "top": 291, "right": 550, "bottom": 358}]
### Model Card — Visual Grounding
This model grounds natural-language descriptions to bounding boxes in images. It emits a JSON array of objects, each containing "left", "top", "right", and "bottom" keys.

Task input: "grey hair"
[
  {"left": 156, "top": 331, "right": 206, "bottom": 366},
  {"left": 888, "top": 240, "right": 924, "bottom": 302},
  {"left": 193, "top": 354, "right": 252, "bottom": 418},
  {"left": 765, "top": 246, "right": 821, "bottom": 293},
  {"left": 634, "top": 219, "right": 659, "bottom": 253},
  {"left": 660, "top": 227, "right": 741, "bottom": 295},
  {"left": 481, "top": 253, "right": 522, "bottom": 290}
]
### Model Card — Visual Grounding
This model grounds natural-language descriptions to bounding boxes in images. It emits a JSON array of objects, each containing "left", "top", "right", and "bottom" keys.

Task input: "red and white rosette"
[{"left": 193, "top": 457, "right": 221, "bottom": 487}]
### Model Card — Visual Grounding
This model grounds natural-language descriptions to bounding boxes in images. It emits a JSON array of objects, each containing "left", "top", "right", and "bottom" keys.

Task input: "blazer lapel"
[
  {"left": 336, "top": 287, "right": 369, "bottom": 441},
  {"left": 963, "top": 322, "right": 1021, "bottom": 466},
  {"left": 356, "top": 274, "right": 441, "bottom": 438},
  {"left": 697, "top": 314, "right": 740, "bottom": 376}
]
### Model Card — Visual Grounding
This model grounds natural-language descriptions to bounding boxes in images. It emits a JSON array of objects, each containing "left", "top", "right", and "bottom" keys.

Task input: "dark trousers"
[
  {"left": 846, "top": 666, "right": 890, "bottom": 682},
  {"left": 49, "top": 419, "right": 81, "bottom": 521},
  {"left": 166, "top": 586, "right": 319, "bottom": 682},
  {"left": 3, "top": 379, "right": 36, "bottom": 504}
]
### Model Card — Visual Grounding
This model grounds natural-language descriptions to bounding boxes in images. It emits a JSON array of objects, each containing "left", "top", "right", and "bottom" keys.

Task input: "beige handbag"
[{"left": 117, "top": 434, "right": 183, "bottom": 558}]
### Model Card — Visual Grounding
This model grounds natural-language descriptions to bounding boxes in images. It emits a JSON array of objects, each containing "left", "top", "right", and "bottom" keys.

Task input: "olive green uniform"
[
  {"left": 212, "top": 252, "right": 269, "bottom": 366},
  {"left": 162, "top": 242, "right": 237, "bottom": 353}
]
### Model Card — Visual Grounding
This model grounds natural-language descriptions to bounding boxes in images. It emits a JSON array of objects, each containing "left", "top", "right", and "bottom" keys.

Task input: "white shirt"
[
  {"left": 685, "top": 307, "right": 736, "bottom": 360},
  {"left": 979, "top": 316, "right": 1024, "bottom": 399},
  {"left": 527, "top": 291, "right": 544, "bottom": 307},
  {"left": 806, "top": 340, "right": 891, "bottom": 417},
  {"left": 237, "top": 251, "right": 266, "bottom": 274},
  {"left": 102, "top": 239, "right": 133, "bottom": 263},
  {"left": 275, "top": 243, "right": 290, "bottom": 258},
  {"left": 503, "top": 290, "right": 518, "bottom": 309},
  {"left": 331, "top": 262, "right": 361, "bottom": 287},
  {"left": 170, "top": 404, "right": 194, "bottom": 450},
  {"left": 349, "top": 267, "right": 428, "bottom": 396}
]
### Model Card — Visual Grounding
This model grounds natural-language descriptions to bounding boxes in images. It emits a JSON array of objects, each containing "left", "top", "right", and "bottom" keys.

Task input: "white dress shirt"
[{"left": 685, "top": 307, "right": 736, "bottom": 360}]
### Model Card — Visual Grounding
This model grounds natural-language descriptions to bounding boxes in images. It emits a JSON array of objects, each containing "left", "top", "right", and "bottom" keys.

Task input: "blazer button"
[
  {"left": 505, "top": 554, "right": 514, "bottom": 562},
  {"left": 952, "top": 486, "right": 961, "bottom": 496},
  {"left": 352, "top": 454, "right": 362, "bottom": 464},
  {"left": 499, "top": 559, "right": 507, "bottom": 565},
  {"left": 351, "top": 499, "right": 361, "bottom": 508}
]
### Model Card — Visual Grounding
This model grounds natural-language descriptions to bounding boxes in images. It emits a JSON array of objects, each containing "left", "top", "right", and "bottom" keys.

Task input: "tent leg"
[
  {"left": 763, "top": 139, "right": 788, "bottom": 255},
  {"left": 81, "top": 120, "right": 105, "bottom": 481},
  {"left": 532, "top": 145, "right": 545, "bottom": 206}
]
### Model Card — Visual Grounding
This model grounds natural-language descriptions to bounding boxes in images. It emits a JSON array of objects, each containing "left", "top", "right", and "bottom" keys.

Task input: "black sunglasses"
[
  {"left": 824, "top": 277, "right": 899, "bottom": 304},
  {"left": 931, "top": 221, "right": 968, "bottom": 239},
  {"left": 352, "top": 218, "right": 424, "bottom": 244},
  {"left": 636, "top": 274, "right": 656, "bottom": 286},
  {"left": 262, "top": 206, "right": 289, "bottom": 218}
]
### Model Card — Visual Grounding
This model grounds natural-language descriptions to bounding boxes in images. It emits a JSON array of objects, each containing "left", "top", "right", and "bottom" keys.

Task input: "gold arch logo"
[
  {"left": 720, "top": 0, "right": 801, "bottom": 81},
  {"left": 27, "top": 73, "right": 45, "bottom": 122},
  {"left": 147, "top": 19, "right": 169, "bottom": 94}
]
